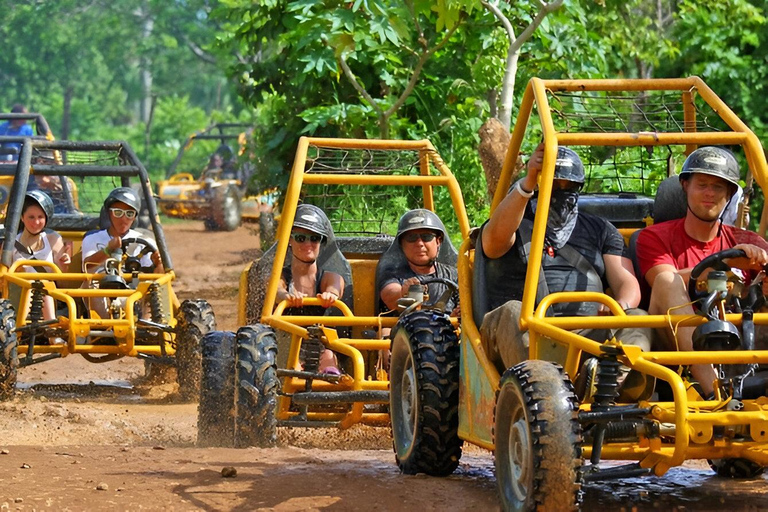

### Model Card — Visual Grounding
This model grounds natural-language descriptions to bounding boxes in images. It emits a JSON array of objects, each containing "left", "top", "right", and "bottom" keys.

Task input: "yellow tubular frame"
[
  {"left": 249, "top": 137, "right": 469, "bottom": 429},
  {"left": 1, "top": 259, "right": 178, "bottom": 357},
  {"left": 460, "top": 77, "right": 768, "bottom": 472}
]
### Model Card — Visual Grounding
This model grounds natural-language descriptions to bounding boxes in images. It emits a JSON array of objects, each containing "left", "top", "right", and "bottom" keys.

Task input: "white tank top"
[{"left": 13, "top": 231, "right": 55, "bottom": 272}]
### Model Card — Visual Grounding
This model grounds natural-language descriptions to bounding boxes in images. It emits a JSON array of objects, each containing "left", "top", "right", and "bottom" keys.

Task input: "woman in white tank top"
[{"left": 11, "top": 191, "right": 72, "bottom": 342}]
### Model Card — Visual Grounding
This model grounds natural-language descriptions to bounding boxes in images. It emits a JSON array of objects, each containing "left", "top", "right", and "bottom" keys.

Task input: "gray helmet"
[
  {"left": 553, "top": 147, "right": 585, "bottom": 184},
  {"left": 396, "top": 209, "right": 447, "bottom": 240},
  {"left": 292, "top": 204, "right": 330, "bottom": 242},
  {"left": 679, "top": 146, "right": 740, "bottom": 188},
  {"left": 104, "top": 187, "right": 141, "bottom": 212},
  {"left": 24, "top": 189, "right": 54, "bottom": 223}
]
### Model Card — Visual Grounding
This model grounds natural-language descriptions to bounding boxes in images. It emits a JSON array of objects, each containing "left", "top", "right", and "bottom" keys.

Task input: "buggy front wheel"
[
  {"left": 389, "top": 310, "right": 462, "bottom": 476},
  {"left": 494, "top": 360, "right": 583, "bottom": 512}
]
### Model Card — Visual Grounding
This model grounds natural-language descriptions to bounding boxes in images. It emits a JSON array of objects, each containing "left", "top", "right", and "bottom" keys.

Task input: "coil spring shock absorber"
[
  {"left": 28, "top": 281, "right": 46, "bottom": 324},
  {"left": 147, "top": 283, "right": 164, "bottom": 323},
  {"left": 25, "top": 281, "right": 47, "bottom": 363},
  {"left": 301, "top": 336, "right": 324, "bottom": 375},
  {"left": 590, "top": 355, "right": 622, "bottom": 464}
]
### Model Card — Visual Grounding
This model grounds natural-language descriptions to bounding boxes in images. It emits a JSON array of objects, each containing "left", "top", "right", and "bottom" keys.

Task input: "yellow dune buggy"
[
  {"left": 156, "top": 122, "right": 279, "bottom": 237},
  {"left": 389, "top": 77, "right": 768, "bottom": 511},
  {"left": 0, "top": 139, "right": 215, "bottom": 401},
  {"left": 196, "top": 137, "right": 469, "bottom": 447}
]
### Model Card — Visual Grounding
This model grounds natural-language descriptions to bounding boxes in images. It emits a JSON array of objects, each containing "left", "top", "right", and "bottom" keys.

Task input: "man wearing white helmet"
[{"left": 637, "top": 146, "right": 768, "bottom": 396}]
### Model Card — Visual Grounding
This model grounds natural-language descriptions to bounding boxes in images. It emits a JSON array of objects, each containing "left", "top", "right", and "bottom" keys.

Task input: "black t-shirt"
[
  {"left": 485, "top": 212, "right": 626, "bottom": 315},
  {"left": 378, "top": 262, "right": 459, "bottom": 314}
]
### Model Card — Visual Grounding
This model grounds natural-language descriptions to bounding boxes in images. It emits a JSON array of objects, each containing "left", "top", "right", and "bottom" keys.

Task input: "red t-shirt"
[{"left": 636, "top": 218, "right": 738, "bottom": 280}]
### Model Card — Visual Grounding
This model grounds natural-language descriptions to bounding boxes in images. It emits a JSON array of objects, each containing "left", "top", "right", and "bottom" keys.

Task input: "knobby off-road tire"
[
  {"left": 197, "top": 330, "right": 236, "bottom": 447},
  {"left": 709, "top": 458, "right": 765, "bottom": 478},
  {"left": 175, "top": 299, "right": 216, "bottom": 401},
  {"left": 0, "top": 300, "right": 18, "bottom": 400},
  {"left": 389, "top": 310, "right": 462, "bottom": 476},
  {"left": 235, "top": 324, "right": 279, "bottom": 447},
  {"left": 494, "top": 360, "right": 583, "bottom": 512},
  {"left": 259, "top": 212, "right": 276, "bottom": 251},
  {"left": 211, "top": 186, "right": 242, "bottom": 232}
]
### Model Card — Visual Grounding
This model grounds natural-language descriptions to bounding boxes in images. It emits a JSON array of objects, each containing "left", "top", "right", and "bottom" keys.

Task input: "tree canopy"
[{"left": 3, "top": 0, "right": 768, "bottom": 227}]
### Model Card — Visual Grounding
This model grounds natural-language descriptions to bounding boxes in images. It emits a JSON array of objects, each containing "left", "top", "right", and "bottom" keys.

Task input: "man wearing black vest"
[{"left": 479, "top": 144, "right": 651, "bottom": 399}]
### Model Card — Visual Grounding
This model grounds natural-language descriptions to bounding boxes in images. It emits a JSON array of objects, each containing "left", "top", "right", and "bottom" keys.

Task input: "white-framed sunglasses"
[{"left": 110, "top": 208, "right": 137, "bottom": 219}]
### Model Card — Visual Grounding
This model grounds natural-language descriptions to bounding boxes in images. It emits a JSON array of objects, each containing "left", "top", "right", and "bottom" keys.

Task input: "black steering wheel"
[
  {"left": 120, "top": 237, "right": 157, "bottom": 273},
  {"left": 412, "top": 276, "right": 459, "bottom": 314},
  {"left": 688, "top": 248, "right": 746, "bottom": 304}
]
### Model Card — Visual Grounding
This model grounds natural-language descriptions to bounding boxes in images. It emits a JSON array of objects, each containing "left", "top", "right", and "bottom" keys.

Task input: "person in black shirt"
[{"left": 479, "top": 144, "right": 651, "bottom": 400}]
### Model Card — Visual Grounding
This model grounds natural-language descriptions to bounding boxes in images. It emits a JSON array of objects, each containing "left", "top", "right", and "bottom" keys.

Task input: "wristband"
[
  {"left": 103, "top": 247, "right": 111, "bottom": 256},
  {"left": 515, "top": 181, "right": 534, "bottom": 198}
]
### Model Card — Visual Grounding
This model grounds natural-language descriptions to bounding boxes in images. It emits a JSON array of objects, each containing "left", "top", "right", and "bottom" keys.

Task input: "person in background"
[{"left": 0, "top": 104, "right": 34, "bottom": 161}]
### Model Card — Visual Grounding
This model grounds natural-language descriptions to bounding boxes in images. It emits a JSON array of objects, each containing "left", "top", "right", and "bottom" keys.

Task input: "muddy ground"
[{"left": 0, "top": 220, "right": 766, "bottom": 511}]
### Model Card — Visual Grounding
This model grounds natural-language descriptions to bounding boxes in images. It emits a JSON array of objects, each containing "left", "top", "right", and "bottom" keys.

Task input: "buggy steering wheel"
[
  {"left": 688, "top": 248, "right": 746, "bottom": 304},
  {"left": 412, "top": 276, "right": 459, "bottom": 314},
  {"left": 120, "top": 237, "right": 157, "bottom": 273}
]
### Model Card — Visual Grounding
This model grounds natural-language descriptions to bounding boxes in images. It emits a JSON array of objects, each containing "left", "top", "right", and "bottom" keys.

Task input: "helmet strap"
[{"left": 293, "top": 255, "right": 317, "bottom": 265}]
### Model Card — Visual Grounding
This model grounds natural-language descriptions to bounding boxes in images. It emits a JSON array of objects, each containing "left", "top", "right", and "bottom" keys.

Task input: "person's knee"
[
  {"left": 480, "top": 300, "right": 527, "bottom": 371},
  {"left": 648, "top": 271, "right": 687, "bottom": 313}
]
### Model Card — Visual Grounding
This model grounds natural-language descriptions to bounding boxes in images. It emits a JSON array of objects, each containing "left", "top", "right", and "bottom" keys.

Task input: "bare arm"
[
  {"left": 318, "top": 272, "right": 344, "bottom": 308},
  {"left": 604, "top": 254, "right": 641, "bottom": 309},
  {"left": 481, "top": 145, "right": 542, "bottom": 259},
  {"left": 380, "top": 276, "right": 421, "bottom": 311},
  {"left": 48, "top": 233, "right": 70, "bottom": 272}
]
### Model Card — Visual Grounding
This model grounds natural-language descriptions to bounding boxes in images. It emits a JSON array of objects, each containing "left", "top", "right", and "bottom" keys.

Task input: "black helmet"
[
  {"left": 553, "top": 147, "right": 585, "bottom": 184},
  {"left": 679, "top": 146, "right": 740, "bottom": 188},
  {"left": 24, "top": 189, "right": 54, "bottom": 223},
  {"left": 215, "top": 144, "right": 234, "bottom": 161},
  {"left": 292, "top": 204, "right": 330, "bottom": 242},
  {"left": 396, "top": 209, "right": 446, "bottom": 239},
  {"left": 104, "top": 187, "right": 141, "bottom": 212}
]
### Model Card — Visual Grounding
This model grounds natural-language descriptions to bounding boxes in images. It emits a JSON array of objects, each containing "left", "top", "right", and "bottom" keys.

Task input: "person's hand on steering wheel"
[{"left": 727, "top": 243, "right": 768, "bottom": 270}]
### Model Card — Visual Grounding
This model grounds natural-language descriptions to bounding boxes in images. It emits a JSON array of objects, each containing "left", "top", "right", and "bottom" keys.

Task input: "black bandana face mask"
[{"left": 530, "top": 189, "right": 579, "bottom": 250}]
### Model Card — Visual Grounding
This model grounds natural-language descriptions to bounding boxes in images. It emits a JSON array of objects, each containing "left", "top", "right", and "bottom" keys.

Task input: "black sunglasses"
[
  {"left": 291, "top": 233, "right": 322, "bottom": 243},
  {"left": 402, "top": 232, "right": 437, "bottom": 243}
]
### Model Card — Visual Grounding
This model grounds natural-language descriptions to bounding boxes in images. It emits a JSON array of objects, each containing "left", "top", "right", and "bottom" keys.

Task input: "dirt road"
[{"left": 0, "top": 220, "right": 766, "bottom": 511}]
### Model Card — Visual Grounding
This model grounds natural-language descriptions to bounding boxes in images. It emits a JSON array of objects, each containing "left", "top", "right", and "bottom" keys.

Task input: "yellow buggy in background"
[
  {"left": 0, "top": 139, "right": 216, "bottom": 401},
  {"left": 196, "top": 137, "right": 469, "bottom": 447},
  {"left": 389, "top": 77, "right": 768, "bottom": 511},
  {"left": 156, "top": 123, "right": 279, "bottom": 237}
]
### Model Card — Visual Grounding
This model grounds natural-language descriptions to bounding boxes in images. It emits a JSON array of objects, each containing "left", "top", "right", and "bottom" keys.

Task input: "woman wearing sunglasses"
[
  {"left": 276, "top": 204, "right": 347, "bottom": 374},
  {"left": 82, "top": 187, "right": 161, "bottom": 273}
]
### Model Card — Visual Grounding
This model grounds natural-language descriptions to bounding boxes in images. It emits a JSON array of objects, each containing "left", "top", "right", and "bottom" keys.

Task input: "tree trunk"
[
  {"left": 138, "top": 2, "right": 154, "bottom": 124},
  {"left": 478, "top": 118, "right": 511, "bottom": 200},
  {"left": 61, "top": 86, "right": 73, "bottom": 141}
]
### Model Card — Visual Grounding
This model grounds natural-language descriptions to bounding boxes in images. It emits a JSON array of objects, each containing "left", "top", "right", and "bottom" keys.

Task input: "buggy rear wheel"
[
  {"left": 259, "top": 211, "right": 276, "bottom": 251},
  {"left": 235, "top": 324, "right": 279, "bottom": 447},
  {"left": 0, "top": 300, "right": 18, "bottom": 400},
  {"left": 389, "top": 310, "right": 462, "bottom": 476},
  {"left": 211, "top": 186, "right": 241, "bottom": 231},
  {"left": 197, "top": 330, "right": 236, "bottom": 447},
  {"left": 494, "top": 360, "right": 583, "bottom": 512},
  {"left": 709, "top": 458, "right": 765, "bottom": 478},
  {"left": 175, "top": 299, "right": 216, "bottom": 401}
]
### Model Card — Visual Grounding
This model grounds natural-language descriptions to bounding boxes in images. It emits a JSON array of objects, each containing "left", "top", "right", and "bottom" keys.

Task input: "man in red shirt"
[{"left": 636, "top": 146, "right": 768, "bottom": 396}]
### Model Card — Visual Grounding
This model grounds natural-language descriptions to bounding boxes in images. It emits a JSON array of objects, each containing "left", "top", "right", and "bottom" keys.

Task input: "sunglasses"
[
  {"left": 291, "top": 233, "right": 322, "bottom": 243},
  {"left": 110, "top": 208, "right": 137, "bottom": 219},
  {"left": 402, "top": 232, "right": 437, "bottom": 243}
]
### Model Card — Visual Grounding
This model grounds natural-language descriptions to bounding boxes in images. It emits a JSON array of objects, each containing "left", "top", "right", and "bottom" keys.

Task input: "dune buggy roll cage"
[
  {"left": 458, "top": 77, "right": 768, "bottom": 472},
  {"left": 0, "top": 138, "right": 173, "bottom": 270}
]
